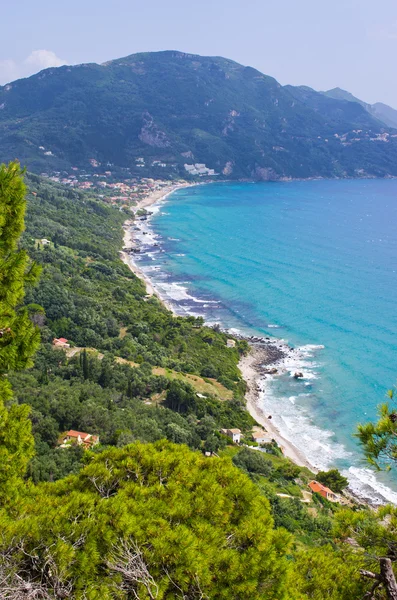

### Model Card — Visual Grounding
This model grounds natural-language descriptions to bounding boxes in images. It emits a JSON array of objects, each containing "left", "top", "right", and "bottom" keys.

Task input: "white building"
[
  {"left": 252, "top": 431, "right": 273, "bottom": 445},
  {"left": 221, "top": 428, "right": 241, "bottom": 444}
]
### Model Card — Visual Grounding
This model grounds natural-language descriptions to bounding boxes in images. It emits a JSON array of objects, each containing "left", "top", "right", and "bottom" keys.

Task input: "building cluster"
[
  {"left": 219, "top": 427, "right": 273, "bottom": 445},
  {"left": 184, "top": 163, "right": 217, "bottom": 176},
  {"left": 41, "top": 171, "right": 178, "bottom": 207}
]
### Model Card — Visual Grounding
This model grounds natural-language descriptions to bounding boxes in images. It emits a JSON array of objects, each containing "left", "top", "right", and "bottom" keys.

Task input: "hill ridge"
[{"left": 1, "top": 50, "right": 396, "bottom": 179}]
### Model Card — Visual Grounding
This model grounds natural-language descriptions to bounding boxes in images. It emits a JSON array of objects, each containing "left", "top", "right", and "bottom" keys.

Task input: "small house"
[
  {"left": 60, "top": 430, "right": 99, "bottom": 449},
  {"left": 53, "top": 337, "right": 70, "bottom": 348},
  {"left": 252, "top": 431, "right": 273, "bottom": 444},
  {"left": 41, "top": 238, "right": 51, "bottom": 245},
  {"left": 226, "top": 339, "right": 236, "bottom": 348},
  {"left": 308, "top": 480, "right": 337, "bottom": 502},
  {"left": 220, "top": 428, "right": 241, "bottom": 444}
]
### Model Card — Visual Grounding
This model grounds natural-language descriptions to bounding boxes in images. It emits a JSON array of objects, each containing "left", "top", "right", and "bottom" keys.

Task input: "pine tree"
[
  {"left": 0, "top": 162, "right": 41, "bottom": 503},
  {"left": 81, "top": 348, "right": 89, "bottom": 380},
  {"left": 0, "top": 161, "right": 41, "bottom": 375}
]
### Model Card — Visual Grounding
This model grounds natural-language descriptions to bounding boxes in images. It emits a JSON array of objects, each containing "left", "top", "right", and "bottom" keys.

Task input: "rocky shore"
[{"left": 238, "top": 337, "right": 316, "bottom": 470}]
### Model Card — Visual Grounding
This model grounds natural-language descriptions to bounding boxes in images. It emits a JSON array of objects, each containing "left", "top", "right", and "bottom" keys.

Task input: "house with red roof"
[
  {"left": 59, "top": 430, "right": 99, "bottom": 449},
  {"left": 53, "top": 337, "right": 70, "bottom": 348},
  {"left": 308, "top": 480, "right": 338, "bottom": 502}
]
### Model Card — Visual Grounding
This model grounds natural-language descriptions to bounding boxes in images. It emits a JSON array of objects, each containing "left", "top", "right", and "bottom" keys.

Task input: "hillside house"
[
  {"left": 221, "top": 428, "right": 241, "bottom": 444},
  {"left": 252, "top": 431, "right": 273, "bottom": 444},
  {"left": 53, "top": 337, "right": 70, "bottom": 348},
  {"left": 308, "top": 480, "right": 337, "bottom": 502},
  {"left": 59, "top": 430, "right": 99, "bottom": 449},
  {"left": 226, "top": 339, "right": 236, "bottom": 348}
]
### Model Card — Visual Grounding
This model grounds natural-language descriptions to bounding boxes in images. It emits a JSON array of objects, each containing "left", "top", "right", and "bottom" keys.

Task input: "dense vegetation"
[
  {"left": 8, "top": 173, "right": 252, "bottom": 481},
  {"left": 1, "top": 51, "right": 396, "bottom": 179},
  {"left": 2, "top": 163, "right": 397, "bottom": 598}
]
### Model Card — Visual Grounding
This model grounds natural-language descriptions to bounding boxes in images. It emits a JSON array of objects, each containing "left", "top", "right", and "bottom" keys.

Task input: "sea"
[{"left": 132, "top": 179, "right": 397, "bottom": 504}]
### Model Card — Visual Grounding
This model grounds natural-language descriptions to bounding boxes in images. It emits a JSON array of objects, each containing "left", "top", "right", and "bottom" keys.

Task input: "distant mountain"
[
  {"left": 323, "top": 87, "right": 397, "bottom": 129},
  {"left": 371, "top": 102, "right": 397, "bottom": 129},
  {"left": 322, "top": 87, "right": 371, "bottom": 110},
  {"left": 0, "top": 51, "right": 397, "bottom": 179}
]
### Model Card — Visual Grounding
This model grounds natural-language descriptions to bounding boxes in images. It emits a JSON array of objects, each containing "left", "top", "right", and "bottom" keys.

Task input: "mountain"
[
  {"left": 322, "top": 87, "right": 371, "bottom": 110},
  {"left": 1, "top": 51, "right": 397, "bottom": 179},
  {"left": 323, "top": 87, "right": 397, "bottom": 129},
  {"left": 371, "top": 102, "right": 397, "bottom": 128}
]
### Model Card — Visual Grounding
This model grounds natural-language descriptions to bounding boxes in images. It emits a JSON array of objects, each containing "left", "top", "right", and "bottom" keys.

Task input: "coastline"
[
  {"left": 119, "top": 180, "right": 317, "bottom": 473},
  {"left": 120, "top": 181, "right": 196, "bottom": 309},
  {"left": 238, "top": 344, "right": 316, "bottom": 470},
  {"left": 120, "top": 182, "right": 397, "bottom": 506}
]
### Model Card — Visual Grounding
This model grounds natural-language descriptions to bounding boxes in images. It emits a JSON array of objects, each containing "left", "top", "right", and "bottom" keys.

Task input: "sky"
[{"left": 2, "top": 0, "right": 397, "bottom": 107}]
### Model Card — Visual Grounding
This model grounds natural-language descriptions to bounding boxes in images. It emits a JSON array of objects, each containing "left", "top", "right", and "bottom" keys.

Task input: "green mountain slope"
[
  {"left": 322, "top": 87, "right": 371, "bottom": 110},
  {"left": 1, "top": 51, "right": 396, "bottom": 179},
  {"left": 323, "top": 87, "right": 397, "bottom": 129},
  {"left": 371, "top": 101, "right": 397, "bottom": 128}
]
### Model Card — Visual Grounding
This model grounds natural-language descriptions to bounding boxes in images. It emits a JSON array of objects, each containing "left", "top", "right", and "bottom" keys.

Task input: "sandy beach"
[
  {"left": 120, "top": 181, "right": 194, "bottom": 307},
  {"left": 238, "top": 346, "right": 316, "bottom": 470},
  {"left": 119, "top": 180, "right": 317, "bottom": 472}
]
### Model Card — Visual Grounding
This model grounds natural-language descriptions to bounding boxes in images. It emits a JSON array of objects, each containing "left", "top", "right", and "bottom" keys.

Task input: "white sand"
[
  {"left": 239, "top": 347, "right": 316, "bottom": 470},
  {"left": 120, "top": 182, "right": 315, "bottom": 472},
  {"left": 120, "top": 182, "right": 194, "bottom": 308}
]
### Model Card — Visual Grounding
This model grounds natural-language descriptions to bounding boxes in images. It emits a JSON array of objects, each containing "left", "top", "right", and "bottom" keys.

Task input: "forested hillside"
[
  {"left": 1, "top": 164, "right": 397, "bottom": 598},
  {"left": 0, "top": 51, "right": 396, "bottom": 179},
  {"left": 11, "top": 173, "right": 253, "bottom": 481}
]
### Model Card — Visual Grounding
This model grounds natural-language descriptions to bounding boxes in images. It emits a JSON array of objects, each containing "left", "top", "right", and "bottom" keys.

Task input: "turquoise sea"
[{"left": 134, "top": 180, "right": 397, "bottom": 503}]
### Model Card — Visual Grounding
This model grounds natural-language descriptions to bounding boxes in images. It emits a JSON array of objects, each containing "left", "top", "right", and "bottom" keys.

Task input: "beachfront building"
[
  {"left": 252, "top": 431, "right": 273, "bottom": 445},
  {"left": 221, "top": 428, "right": 242, "bottom": 444},
  {"left": 59, "top": 430, "right": 99, "bottom": 449},
  {"left": 308, "top": 480, "right": 338, "bottom": 502}
]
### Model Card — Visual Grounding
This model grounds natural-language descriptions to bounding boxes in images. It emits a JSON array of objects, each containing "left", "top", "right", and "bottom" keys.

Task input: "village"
[{"left": 40, "top": 157, "right": 218, "bottom": 208}]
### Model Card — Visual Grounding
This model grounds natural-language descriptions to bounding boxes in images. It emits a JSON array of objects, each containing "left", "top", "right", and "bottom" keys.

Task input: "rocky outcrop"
[{"left": 139, "top": 112, "right": 170, "bottom": 148}]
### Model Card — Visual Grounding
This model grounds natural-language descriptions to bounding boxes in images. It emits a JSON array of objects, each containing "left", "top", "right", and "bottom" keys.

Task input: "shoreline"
[
  {"left": 238, "top": 344, "right": 317, "bottom": 470},
  {"left": 119, "top": 181, "right": 317, "bottom": 472},
  {"left": 120, "top": 181, "right": 196, "bottom": 310},
  {"left": 118, "top": 180, "right": 396, "bottom": 506}
]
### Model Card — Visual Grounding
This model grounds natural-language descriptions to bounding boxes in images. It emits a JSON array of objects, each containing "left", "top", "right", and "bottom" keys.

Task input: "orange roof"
[
  {"left": 57, "top": 337, "right": 68, "bottom": 343},
  {"left": 308, "top": 480, "right": 335, "bottom": 495},
  {"left": 66, "top": 430, "right": 90, "bottom": 439}
]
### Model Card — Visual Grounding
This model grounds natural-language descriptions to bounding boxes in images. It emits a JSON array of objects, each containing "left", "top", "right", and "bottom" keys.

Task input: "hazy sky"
[{"left": 2, "top": 0, "right": 397, "bottom": 106}]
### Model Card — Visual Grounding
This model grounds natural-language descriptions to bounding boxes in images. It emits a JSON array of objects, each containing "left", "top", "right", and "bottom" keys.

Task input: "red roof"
[
  {"left": 66, "top": 430, "right": 90, "bottom": 439},
  {"left": 308, "top": 480, "right": 335, "bottom": 496},
  {"left": 57, "top": 338, "right": 68, "bottom": 343}
]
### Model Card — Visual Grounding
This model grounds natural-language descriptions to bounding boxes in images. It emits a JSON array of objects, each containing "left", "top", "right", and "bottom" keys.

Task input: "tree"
[
  {"left": 233, "top": 447, "right": 273, "bottom": 477},
  {"left": 355, "top": 387, "right": 397, "bottom": 598},
  {"left": 0, "top": 162, "right": 41, "bottom": 376},
  {"left": 0, "top": 441, "right": 292, "bottom": 599},
  {"left": 80, "top": 348, "right": 89, "bottom": 380},
  {"left": 0, "top": 162, "right": 41, "bottom": 503},
  {"left": 316, "top": 469, "right": 349, "bottom": 493},
  {"left": 357, "top": 388, "right": 397, "bottom": 471},
  {"left": 293, "top": 545, "right": 368, "bottom": 600}
]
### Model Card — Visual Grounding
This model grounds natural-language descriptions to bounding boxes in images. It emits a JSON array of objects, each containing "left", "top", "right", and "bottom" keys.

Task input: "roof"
[
  {"left": 308, "top": 480, "right": 335, "bottom": 495},
  {"left": 228, "top": 428, "right": 241, "bottom": 434},
  {"left": 252, "top": 431, "right": 271, "bottom": 439},
  {"left": 66, "top": 430, "right": 90, "bottom": 439},
  {"left": 54, "top": 337, "right": 68, "bottom": 343}
]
